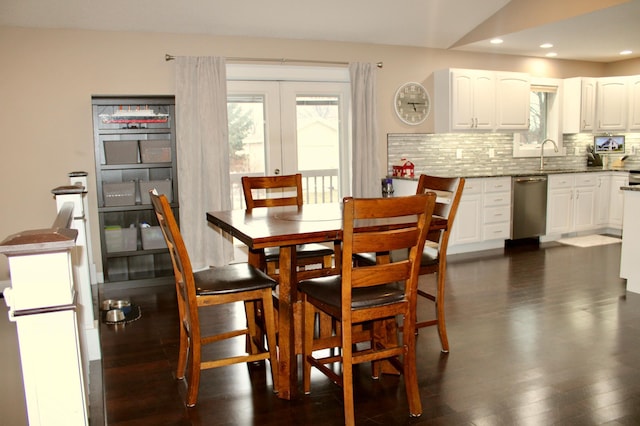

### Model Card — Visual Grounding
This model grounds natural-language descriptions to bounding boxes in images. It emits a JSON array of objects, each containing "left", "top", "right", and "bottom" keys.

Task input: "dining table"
[{"left": 206, "top": 202, "right": 447, "bottom": 400}]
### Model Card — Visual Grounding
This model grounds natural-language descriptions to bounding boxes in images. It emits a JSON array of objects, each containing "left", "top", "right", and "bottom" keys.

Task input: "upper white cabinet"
[
  {"left": 448, "top": 69, "right": 495, "bottom": 130},
  {"left": 433, "top": 68, "right": 529, "bottom": 133},
  {"left": 628, "top": 75, "right": 640, "bottom": 130},
  {"left": 596, "top": 77, "right": 628, "bottom": 131},
  {"left": 495, "top": 72, "right": 531, "bottom": 130},
  {"left": 563, "top": 77, "right": 596, "bottom": 133}
]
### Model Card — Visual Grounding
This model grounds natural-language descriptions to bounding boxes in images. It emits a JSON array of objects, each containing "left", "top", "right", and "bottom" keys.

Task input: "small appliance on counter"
[{"left": 586, "top": 145, "right": 602, "bottom": 167}]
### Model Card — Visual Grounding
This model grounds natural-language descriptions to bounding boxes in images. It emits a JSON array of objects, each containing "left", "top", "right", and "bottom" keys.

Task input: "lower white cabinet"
[
  {"left": 546, "top": 172, "right": 628, "bottom": 236},
  {"left": 450, "top": 177, "right": 511, "bottom": 246},
  {"left": 609, "top": 173, "right": 629, "bottom": 227},
  {"left": 450, "top": 178, "right": 483, "bottom": 245},
  {"left": 547, "top": 173, "right": 597, "bottom": 235}
]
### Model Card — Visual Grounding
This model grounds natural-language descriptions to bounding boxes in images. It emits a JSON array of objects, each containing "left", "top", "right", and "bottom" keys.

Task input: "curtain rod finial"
[{"left": 165, "top": 54, "right": 175, "bottom": 61}]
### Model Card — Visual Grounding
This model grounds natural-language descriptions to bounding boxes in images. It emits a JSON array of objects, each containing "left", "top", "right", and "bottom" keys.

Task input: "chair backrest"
[
  {"left": 416, "top": 175, "right": 465, "bottom": 245},
  {"left": 341, "top": 193, "right": 437, "bottom": 311},
  {"left": 241, "top": 174, "right": 304, "bottom": 211},
  {"left": 149, "top": 192, "right": 199, "bottom": 338}
]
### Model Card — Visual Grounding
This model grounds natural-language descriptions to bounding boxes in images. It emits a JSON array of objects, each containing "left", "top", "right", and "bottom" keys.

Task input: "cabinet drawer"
[
  {"left": 484, "top": 177, "right": 511, "bottom": 193},
  {"left": 484, "top": 192, "right": 510, "bottom": 207},
  {"left": 548, "top": 174, "right": 573, "bottom": 189},
  {"left": 574, "top": 173, "right": 598, "bottom": 187},
  {"left": 483, "top": 222, "right": 510, "bottom": 240},
  {"left": 484, "top": 206, "right": 510, "bottom": 224},
  {"left": 462, "top": 178, "right": 482, "bottom": 195}
]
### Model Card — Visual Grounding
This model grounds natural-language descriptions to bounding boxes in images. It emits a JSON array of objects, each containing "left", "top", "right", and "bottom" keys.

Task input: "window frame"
[{"left": 513, "top": 77, "right": 564, "bottom": 158}]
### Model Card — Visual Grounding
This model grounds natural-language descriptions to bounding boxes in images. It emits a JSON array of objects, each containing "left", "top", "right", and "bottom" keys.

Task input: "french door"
[{"left": 227, "top": 80, "right": 350, "bottom": 209}]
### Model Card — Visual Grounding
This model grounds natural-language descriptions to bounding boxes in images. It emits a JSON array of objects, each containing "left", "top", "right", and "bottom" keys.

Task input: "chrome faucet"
[{"left": 540, "top": 139, "right": 558, "bottom": 170}]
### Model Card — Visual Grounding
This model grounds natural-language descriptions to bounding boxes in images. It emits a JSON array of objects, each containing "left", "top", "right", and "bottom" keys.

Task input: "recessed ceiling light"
[
  {"left": 540, "top": 43, "right": 553, "bottom": 49},
  {"left": 545, "top": 52, "right": 558, "bottom": 58},
  {"left": 620, "top": 50, "right": 632, "bottom": 55},
  {"left": 490, "top": 38, "right": 504, "bottom": 45}
]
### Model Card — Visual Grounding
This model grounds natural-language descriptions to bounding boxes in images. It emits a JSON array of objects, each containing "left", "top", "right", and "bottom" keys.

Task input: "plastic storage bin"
[
  {"left": 139, "top": 180, "right": 172, "bottom": 204},
  {"left": 104, "top": 140, "right": 139, "bottom": 164},
  {"left": 103, "top": 182, "right": 136, "bottom": 206},
  {"left": 140, "top": 140, "right": 171, "bottom": 163},
  {"left": 141, "top": 226, "right": 167, "bottom": 250},
  {"left": 105, "top": 226, "right": 137, "bottom": 253}
]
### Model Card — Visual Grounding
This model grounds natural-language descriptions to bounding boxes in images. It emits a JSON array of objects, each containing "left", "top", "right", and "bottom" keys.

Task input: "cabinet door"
[
  {"left": 596, "top": 77, "right": 628, "bottom": 130},
  {"left": 595, "top": 174, "right": 611, "bottom": 226},
  {"left": 495, "top": 72, "right": 530, "bottom": 130},
  {"left": 450, "top": 71, "right": 475, "bottom": 129},
  {"left": 547, "top": 188, "right": 573, "bottom": 235},
  {"left": 450, "top": 70, "right": 494, "bottom": 130},
  {"left": 473, "top": 73, "right": 495, "bottom": 129},
  {"left": 581, "top": 78, "right": 597, "bottom": 131},
  {"left": 450, "top": 178, "right": 482, "bottom": 245},
  {"left": 574, "top": 186, "right": 596, "bottom": 231},
  {"left": 628, "top": 76, "right": 640, "bottom": 130},
  {"left": 609, "top": 175, "right": 628, "bottom": 227}
]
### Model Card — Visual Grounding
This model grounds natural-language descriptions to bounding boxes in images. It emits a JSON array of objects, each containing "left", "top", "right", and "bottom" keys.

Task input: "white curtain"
[
  {"left": 349, "top": 62, "right": 380, "bottom": 198},
  {"left": 175, "top": 56, "right": 233, "bottom": 269}
]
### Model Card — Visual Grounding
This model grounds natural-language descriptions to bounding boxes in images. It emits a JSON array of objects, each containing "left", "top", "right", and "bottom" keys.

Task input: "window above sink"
[{"left": 513, "top": 77, "right": 564, "bottom": 158}]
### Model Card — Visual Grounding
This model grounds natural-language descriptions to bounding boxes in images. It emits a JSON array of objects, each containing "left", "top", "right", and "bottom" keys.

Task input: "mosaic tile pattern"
[{"left": 387, "top": 132, "right": 640, "bottom": 177}]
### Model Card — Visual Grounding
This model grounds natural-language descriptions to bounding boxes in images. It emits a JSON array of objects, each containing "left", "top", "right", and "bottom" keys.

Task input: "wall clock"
[{"left": 394, "top": 82, "right": 430, "bottom": 125}]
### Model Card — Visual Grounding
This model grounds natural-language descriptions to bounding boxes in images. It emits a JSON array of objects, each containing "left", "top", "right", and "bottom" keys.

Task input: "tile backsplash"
[{"left": 387, "top": 133, "right": 640, "bottom": 177}]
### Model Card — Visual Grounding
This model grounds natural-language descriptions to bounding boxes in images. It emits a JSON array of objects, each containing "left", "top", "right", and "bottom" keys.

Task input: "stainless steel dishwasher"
[{"left": 511, "top": 175, "right": 548, "bottom": 240}]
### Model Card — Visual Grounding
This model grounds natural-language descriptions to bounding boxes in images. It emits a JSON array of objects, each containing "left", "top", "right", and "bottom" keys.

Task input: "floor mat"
[{"left": 557, "top": 234, "right": 621, "bottom": 248}]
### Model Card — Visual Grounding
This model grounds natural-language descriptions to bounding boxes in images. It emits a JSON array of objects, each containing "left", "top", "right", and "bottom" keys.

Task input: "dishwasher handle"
[{"left": 514, "top": 176, "right": 547, "bottom": 183}]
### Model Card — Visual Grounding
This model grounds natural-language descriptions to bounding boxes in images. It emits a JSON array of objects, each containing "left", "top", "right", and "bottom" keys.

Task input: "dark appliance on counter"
[
  {"left": 629, "top": 170, "right": 640, "bottom": 186},
  {"left": 586, "top": 145, "right": 603, "bottom": 167}
]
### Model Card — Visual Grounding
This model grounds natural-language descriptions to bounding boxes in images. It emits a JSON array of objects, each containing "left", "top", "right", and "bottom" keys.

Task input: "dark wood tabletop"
[{"left": 206, "top": 202, "right": 447, "bottom": 400}]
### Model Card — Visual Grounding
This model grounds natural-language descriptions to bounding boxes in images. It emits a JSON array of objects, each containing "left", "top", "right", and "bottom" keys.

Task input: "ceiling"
[{"left": 1, "top": 0, "right": 639, "bottom": 63}]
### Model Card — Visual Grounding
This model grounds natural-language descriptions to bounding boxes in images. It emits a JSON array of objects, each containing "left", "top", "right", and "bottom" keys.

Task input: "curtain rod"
[{"left": 165, "top": 54, "right": 382, "bottom": 68}]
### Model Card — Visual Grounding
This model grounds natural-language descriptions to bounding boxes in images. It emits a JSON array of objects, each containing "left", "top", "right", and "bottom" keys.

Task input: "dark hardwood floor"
[{"left": 96, "top": 240, "right": 640, "bottom": 425}]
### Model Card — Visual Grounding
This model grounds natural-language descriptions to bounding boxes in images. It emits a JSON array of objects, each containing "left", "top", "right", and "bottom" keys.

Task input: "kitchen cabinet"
[
  {"left": 482, "top": 177, "right": 512, "bottom": 240},
  {"left": 92, "top": 95, "right": 179, "bottom": 288},
  {"left": 563, "top": 77, "right": 596, "bottom": 133},
  {"left": 450, "top": 178, "right": 483, "bottom": 245},
  {"left": 596, "top": 77, "right": 628, "bottom": 131},
  {"left": 628, "top": 75, "right": 640, "bottom": 130},
  {"left": 547, "top": 173, "right": 597, "bottom": 235},
  {"left": 609, "top": 173, "right": 628, "bottom": 227},
  {"left": 449, "top": 177, "right": 510, "bottom": 247},
  {"left": 433, "top": 68, "right": 531, "bottom": 133},
  {"left": 595, "top": 173, "right": 611, "bottom": 226},
  {"left": 495, "top": 72, "right": 531, "bottom": 130},
  {"left": 449, "top": 69, "right": 495, "bottom": 130}
]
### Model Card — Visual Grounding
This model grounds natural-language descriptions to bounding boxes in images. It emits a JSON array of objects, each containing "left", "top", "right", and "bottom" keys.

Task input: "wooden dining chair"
[
  {"left": 412, "top": 175, "right": 465, "bottom": 352},
  {"left": 241, "top": 174, "right": 335, "bottom": 276},
  {"left": 298, "top": 193, "right": 437, "bottom": 426},
  {"left": 353, "top": 175, "right": 464, "bottom": 353},
  {"left": 150, "top": 192, "right": 279, "bottom": 407}
]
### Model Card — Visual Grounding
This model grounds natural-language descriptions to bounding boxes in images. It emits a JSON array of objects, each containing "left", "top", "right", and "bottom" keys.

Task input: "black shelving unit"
[{"left": 92, "top": 95, "right": 178, "bottom": 289}]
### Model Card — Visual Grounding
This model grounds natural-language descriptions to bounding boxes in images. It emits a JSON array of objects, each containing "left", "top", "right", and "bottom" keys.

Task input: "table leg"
[{"left": 276, "top": 245, "right": 297, "bottom": 400}]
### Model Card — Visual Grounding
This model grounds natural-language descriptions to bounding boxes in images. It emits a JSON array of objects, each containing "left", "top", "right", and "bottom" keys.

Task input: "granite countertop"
[{"left": 392, "top": 167, "right": 633, "bottom": 180}]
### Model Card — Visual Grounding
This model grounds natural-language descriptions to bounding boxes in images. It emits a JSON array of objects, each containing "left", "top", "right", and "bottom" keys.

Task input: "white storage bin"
[
  {"left": 139, "top": 180, "right": 172, "bottom": 204},
  {"left": 103, "top": 182, "right": 136, "bottom": 206},
  {"left": 105, "top": 226, "right": 137, "bottom": 253},
  {"left": 140, "top": 140, "right": 171, "bottom": 163},
  {"left": 141, "top": 226, "right": 167, "bottom": 250},
  {"left": 104, "top": 140, "right": 139, "bottom": 164}
]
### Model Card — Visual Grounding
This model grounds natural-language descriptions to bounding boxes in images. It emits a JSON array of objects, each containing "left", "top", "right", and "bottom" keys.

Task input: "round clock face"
[{"left": 394, "top": 82, "right": 430, "bottom": 125}]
